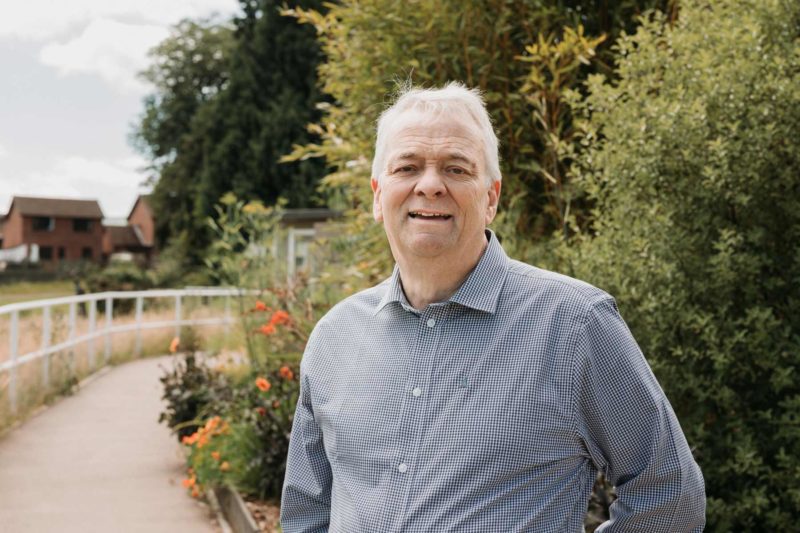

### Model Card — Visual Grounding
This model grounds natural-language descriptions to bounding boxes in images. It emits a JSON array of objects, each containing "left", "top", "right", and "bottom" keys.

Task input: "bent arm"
[{"left": 574, "top": 298, "right": 705, "bottom": 532}]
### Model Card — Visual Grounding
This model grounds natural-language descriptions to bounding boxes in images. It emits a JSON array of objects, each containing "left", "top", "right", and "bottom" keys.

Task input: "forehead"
[{"left": 384, "top": 110, "right": 484, "bottom": 160}]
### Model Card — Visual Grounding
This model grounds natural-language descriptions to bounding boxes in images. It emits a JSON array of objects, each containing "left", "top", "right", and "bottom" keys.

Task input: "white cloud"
[
  {"left": 0, "top": 155, "right": 151, "bottom": 218},
  {"left": 39, "top": 19, "right": 170, "bottom": 95},
  {"left": 0, "top": 0, "right": 239, "bottom": 41}
]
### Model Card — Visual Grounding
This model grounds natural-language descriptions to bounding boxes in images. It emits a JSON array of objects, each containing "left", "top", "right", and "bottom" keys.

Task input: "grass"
[{"left": 0, "top": 280, "right": 74, "bottom": 307}]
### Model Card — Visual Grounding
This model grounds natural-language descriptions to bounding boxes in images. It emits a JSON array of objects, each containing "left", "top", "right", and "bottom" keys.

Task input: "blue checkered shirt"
[{"left": 281, "top": 231, "right": 706, "bottom": 532}]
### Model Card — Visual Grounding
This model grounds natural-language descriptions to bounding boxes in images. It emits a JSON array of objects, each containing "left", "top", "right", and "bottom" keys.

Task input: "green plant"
[{"left": 567, "top": 0, "right": 800, "bottom": 529}]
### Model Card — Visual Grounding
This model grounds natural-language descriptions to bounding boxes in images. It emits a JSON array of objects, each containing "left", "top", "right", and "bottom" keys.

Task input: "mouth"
[{"left": 408, "top": 210, "right": 452, "bottom": 220}]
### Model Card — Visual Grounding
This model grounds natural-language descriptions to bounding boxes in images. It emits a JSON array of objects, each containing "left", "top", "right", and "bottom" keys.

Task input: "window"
[
  {"left": 73, "top": 219, "right": 92, "bottom": 232},
  {"left": 58, "top": 247, "right": 65, "bottom": 259},
  {"left": 40, "top": 246, "right": 53, "bottom": 260},
  {"left": 81, "top": 247, "right": 93, "bottom": 260},
  {"left": 33, "top": 217, "right": 54, "bottom": 232}
]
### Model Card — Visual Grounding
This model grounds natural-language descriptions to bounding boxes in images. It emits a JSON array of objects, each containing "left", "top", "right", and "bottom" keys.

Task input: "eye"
[
  {"left": 447, "top": 166, "right": 468, "bottom": 176},
  {"left": 393, "top": 165, "right": 416, "bottom": 174}
]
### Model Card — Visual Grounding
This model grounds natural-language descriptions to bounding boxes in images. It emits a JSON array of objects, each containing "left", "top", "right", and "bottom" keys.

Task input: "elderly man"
[{"left": 281, "top": 83, "right": 706, "bottom": 532}]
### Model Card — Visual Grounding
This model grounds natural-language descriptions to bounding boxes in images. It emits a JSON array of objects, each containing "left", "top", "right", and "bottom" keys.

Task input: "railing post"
[
  {"left": 174, "top": 294, "right": 182, "bottom": 339},
  {"left": 104, "top": 297, "right": 113, "bottom": 363},
  {"left": 134, "top": 296, "right": 143, "bottom": 357},
  {"left": 224, "top": 294, "right": 231, "bottom": 335},
  {"left": 9, "top": 310, "right": 19, "bottom": 415},
  {"left": 42, "top": 305, "right": 51, "bottom": 390},
  {"left": 68, "top": 302, "right": 77, "bottom": 376},
  {"left": 88, "top": 299, "right": 96, "bottom": 370}
]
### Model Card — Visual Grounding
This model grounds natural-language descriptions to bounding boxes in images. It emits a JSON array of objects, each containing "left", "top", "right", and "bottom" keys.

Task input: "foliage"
[
  {"left": 283, "top": 0, "right": 670, "bottom": 270},
  {"left": 134, "top": 1, "right": 328, "bottom": 266},
  {"left": 566, "top": 0, "right": 800, "bottom": 529},
  {"left": 158, "top": 327, "right": 227, "bottom": 440}
]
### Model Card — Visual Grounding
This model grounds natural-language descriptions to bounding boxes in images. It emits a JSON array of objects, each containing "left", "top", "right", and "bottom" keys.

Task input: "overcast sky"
[{"left": 0, "top": 0, "right": 240, "bottom": 220}]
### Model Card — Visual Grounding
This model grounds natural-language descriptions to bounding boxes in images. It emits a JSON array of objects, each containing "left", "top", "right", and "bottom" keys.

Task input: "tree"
[
  {"left": 133, "top": 1, "right": 327, "bottom": 266},
  {"left": 567, "top": 0, "right": 800, "bottom": 529}
]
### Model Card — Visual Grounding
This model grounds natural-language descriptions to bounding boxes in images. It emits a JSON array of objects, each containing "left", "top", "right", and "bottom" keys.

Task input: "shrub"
[{"left": 567, "top": 0, "right": 800, "bottom": 529}]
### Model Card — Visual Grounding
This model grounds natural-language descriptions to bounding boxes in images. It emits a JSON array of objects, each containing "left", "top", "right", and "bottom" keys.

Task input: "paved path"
[{"left": 0, "top": 356, "right": 219, "bottom": 533}]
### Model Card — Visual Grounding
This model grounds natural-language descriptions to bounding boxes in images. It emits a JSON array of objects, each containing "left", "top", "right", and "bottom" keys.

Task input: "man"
[{"left": 281, "top": 83, "right": 706, "bottom": 532}]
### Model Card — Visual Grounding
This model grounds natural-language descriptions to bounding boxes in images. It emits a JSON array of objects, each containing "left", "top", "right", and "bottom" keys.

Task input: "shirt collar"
[{"left": 374, "top": 230, "right": 509, "bottom": 315}]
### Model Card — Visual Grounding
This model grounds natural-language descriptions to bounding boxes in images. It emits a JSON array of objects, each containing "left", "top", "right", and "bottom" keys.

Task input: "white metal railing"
[{"left": 0, "top": 287, "right": 247, "bottom": 415}]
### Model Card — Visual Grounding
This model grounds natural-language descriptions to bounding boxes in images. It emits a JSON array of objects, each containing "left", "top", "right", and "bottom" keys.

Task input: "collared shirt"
[{"left": 281, "top": 231, "right": 706, "bottom": 532}]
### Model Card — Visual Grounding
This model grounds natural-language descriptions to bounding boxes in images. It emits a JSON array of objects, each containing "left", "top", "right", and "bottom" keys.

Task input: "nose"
[{"left": 414, "top": 165, "right": 446, "bottom": 198}]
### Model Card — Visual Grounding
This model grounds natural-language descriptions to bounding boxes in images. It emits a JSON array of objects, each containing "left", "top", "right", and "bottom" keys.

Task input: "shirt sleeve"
[
  {"left": 572, "top": 297, "right": 706, "bottom": 532},
  {"left": 280, "top": 327, "right": 333, "bottom": 533}
]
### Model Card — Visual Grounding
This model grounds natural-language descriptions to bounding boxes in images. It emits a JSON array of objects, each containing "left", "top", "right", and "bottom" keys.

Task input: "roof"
[
  {"left": 105, "top": 225, "right": 148, "bottom": 248},
  {"left": 127, "top": 194, "right": 152, "bottom": 220},
  {"left": 9, "top": 196, "right": 104, "bottom": 219},
  {"left": 280, "top": 208, "right": 342, "bottom": 223}
]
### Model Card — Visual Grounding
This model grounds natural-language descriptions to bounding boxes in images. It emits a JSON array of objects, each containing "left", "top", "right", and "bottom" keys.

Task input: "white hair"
[{"left": 371, "top": 81, "right": 501, "bottom": 185}]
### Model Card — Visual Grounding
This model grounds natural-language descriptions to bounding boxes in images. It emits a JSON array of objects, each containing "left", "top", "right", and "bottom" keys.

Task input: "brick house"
[
  {"left": 1, "top": 196, "right": 104, "bottom": 266},
  {"left": 102, "top": 195, "right": 155, "bottom": 264}
]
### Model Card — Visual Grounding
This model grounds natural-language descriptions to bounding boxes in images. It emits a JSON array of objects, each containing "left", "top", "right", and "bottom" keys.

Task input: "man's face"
[{"left": 371, "top": 110, "right": 501, "bottom": 264}]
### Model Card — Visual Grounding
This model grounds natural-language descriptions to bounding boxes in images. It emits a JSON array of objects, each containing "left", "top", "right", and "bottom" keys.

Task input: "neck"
[{"left": 396, "top": 236, "right": 488, "bottom": 310}]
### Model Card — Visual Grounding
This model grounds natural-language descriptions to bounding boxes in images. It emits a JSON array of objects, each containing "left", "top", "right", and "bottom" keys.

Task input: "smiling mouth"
[{"left": 408, "top": 211, "right": 452, "bottom": 220}]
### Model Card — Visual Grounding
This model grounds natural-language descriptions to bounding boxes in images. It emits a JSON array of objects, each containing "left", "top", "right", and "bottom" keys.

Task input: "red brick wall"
[
  {"left": 1, "top": 207, "right": 25, "bottom": 248},
  {"left": 18, "top": 215, "right": 104, "bottom": 264},
  {"left": 128, "top": 199, "right": 154, "bottom": 246}
]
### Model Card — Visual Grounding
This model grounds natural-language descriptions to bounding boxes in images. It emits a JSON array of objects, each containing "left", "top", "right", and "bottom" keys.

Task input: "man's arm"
[
  {"left": 573, "top": 297, "right": 706, "bottom": 532},
  {"left": 280, "top": 356, "right": 332, "bottom": 533}
]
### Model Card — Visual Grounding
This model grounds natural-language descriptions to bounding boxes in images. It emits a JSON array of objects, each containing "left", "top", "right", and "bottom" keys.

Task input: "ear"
[
  {"left": 485, "top": 180, "right": 501, "bottom": 224},
  {"left": 371, "top": 178, "right": 383, "bottom": 222}
]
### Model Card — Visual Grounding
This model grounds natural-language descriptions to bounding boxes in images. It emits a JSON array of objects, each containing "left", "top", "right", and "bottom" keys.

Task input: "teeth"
[{"left": 410, "top": 212, "right": 450, "bottom": 219}]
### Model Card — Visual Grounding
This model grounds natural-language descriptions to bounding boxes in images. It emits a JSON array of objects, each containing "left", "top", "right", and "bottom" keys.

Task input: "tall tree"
[{"left": 133, "top": 1, "right": 327, "bottom": 266}]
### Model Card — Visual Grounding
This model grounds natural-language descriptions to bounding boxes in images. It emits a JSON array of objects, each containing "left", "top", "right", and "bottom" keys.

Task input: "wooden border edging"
[{"left": 213, "top": 485, "right": 261, "bottom": 533}]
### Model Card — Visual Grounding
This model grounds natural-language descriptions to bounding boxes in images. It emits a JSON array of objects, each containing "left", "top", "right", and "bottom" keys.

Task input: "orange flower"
[
  {"left": 182, "top": 432, "right": 199, "bottom": 446},
  {"left": 169, "top": 337, "right": 180, "bottom": 353},
  {"left": 220, "top": 461, "right": 230, "bottom": 472},
  {"left": 182, "top": 476, "right": 196, "bottom": 488},
  {"left": 255, "top": 377, "right": 271, "bottom": 392},
  {"left": 191, "top": 486, "right": 200, "bottom": 498},
  {"left": 269, "top": 310, "right": 291, "bottom": 326},
  {"left": 279, "top": 365, "right": 294, "bottom": 380},
  {"left": 204, "top": 416, "right": 221, "bottom": 432},
  {"left": 254, "top": 300, "right": 268, "bottom": 312},
  {"left": 211, "top": 451, "right": 221, "bottom": 461},
  {"left": 258, "top": 323, "right": 276, "bottom": 335}
]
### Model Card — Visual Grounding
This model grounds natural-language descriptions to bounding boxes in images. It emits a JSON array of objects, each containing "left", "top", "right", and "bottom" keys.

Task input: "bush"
[{"left": 567, "top": 1, "right": 800, "bottom": 529}]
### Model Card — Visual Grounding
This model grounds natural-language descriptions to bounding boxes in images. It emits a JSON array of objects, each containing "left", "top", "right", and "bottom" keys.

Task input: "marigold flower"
[
  {"left": 269, "top": 310, "right": 291, "bottom": 326},
  {"left": 169, "top": 337, "right": 180, "bottom": 353},
  {"left": 182, "top": 432, "right": 199, "bottom": 446},
  {"left": 279, "top": 365, "right": 294, "bottom": 380},
  {"left": 182, "top": 476, "right": 196, "bottom": 488},
  {"left": 255, "top": 377, "right": 271, "bottom": 392},
  {"left": 254, "top": 300, "right": 268, "bottom": 312},
  {"left": 211, "top": 451, "right": 221, "bottom": 461},
  {"left": 204, "top": 416, "right": 221, "bottom": 432},
  {"left": 258, "top": 323, "right": 276, "bottom": 335},
  {"left": 220, "top": 461, "right": 230, "bottom": 472}
]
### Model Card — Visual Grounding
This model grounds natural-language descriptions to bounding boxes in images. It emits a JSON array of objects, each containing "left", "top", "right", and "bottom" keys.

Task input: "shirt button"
[
  {"left": 426, "top": 318, "right": 436, "bottom": 328},
  {"left": 398, "top": 463, "right": 408, "bottom": 473},
  {"left": 412, "top": 387, "right": 422, "bottom": 397}
]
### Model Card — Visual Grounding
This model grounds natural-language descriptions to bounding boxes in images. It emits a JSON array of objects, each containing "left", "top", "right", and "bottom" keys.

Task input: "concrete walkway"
[{"left": 0, "top": 356, "right": 219, "bottom": 533}]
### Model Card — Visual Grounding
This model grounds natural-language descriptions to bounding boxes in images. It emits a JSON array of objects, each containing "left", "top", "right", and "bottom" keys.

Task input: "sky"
[{"left": 0, "top": 0, "right": 241, "bottom": 220}]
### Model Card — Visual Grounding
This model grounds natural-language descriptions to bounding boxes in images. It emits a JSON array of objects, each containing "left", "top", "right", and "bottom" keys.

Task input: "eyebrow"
[{"left": 389, "top": 151, "right": 478, "bottom": 166}]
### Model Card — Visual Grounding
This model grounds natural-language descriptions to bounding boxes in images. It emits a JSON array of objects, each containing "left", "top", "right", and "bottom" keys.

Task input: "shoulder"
[{"left": 501, "top": 258, "right": 614, "bottom": 322}]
